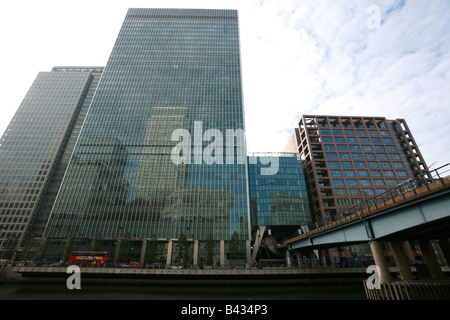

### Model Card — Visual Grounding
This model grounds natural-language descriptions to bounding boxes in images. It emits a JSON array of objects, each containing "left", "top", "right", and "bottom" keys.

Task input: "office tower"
[
  {"left": 0, "top": 67, "right": 103, "bottom": 259},
  {"left": 286, "top": 115, "right": 429, "bottom": 223},
  {"left": 248, "top": 152, "right": 311, "bottom": 263},
  {"left": 43, "top": 8, "right": 250, "bottom": 266}
]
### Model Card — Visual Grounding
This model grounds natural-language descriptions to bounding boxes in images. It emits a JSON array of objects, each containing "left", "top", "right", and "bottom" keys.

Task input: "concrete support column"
[
  {"left": 286, "top": 250, "right": 292, "bottom": 267},
  {"left": 418, "top": 240, "right": 444, "bottom": 280},
  {"left": 113, "top": 240, "right": 121, "bottom": 264},
  {"left": 140, "top": 240, "right": 147, "bottom": 265},
  {"left": 389, "top": 241, "right": 413, "bottom": 280},
  {"left": 220, "top": 240, "right": 225, "bottom": 268},
  {"left": 166, "top": 240, "right": 173, "bottom": 267},
  {"left": 246, "top": 240, "right": 251, "bottom": 265},
  {"left": 369, "top": 241, "right": 392, "bottom": 284},
  {"left": 437, "top": 239, "right": 450, "bottom": 268},
  {"left": 296, "top": 253, "right": 302, "bottom": 268},
  {"left": 193, "top": 240, "right": 199, "bottom": 268}
]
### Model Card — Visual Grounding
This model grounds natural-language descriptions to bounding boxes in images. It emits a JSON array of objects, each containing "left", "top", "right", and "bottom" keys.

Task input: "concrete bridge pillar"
[
  {"left": 418, "top": 240, "right": 445, "bottom": 280},
  {"left": 166, "top": 240, "right": 173, "bottom": 267},
  {"left": 139, "top": 240, "right": 147, "bottom": 265},
  {"left": 193, "top": 240, "right": 199, "bottom": 268},
  {"left": 369, "top": 241, "right": 392, "bottom": 284},
  {"left": 437, "top": 239, "right": 450, "bottom": 267},
  {"left": 285, "top": 250, "right": 292, "bottom": 267},
  {"left": 113, "top": 240, "right": 121, "bottom": 264},
  {"left": 389, "top": 241, "right": 413, "bottom": 280}
]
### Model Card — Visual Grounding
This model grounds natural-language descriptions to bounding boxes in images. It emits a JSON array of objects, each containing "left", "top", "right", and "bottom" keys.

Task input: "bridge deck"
[{"left": 279, "top": 176, "right": 450, "bottom": 248}]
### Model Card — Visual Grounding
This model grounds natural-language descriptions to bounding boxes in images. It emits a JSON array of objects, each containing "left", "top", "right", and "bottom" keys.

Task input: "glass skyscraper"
[
  {"left": 0, "top": 67, "right": 103, "bottom": 259},
  {"left": 43, "top": 9, "right": 250, "bottom": 266}
]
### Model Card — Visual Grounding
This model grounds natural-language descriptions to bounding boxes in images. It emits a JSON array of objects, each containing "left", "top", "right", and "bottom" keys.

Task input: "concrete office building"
[{"left": 285, "top": 115, "right": 429, "bottom": 222}]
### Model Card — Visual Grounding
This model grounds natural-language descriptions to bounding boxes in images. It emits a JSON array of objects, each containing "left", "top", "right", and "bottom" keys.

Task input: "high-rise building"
[
  {"left": 285, "top": 115, "right": 429, "bottom": 223},
  {"left": 40, "top": 8, "right": 250, "bottom": 267},
  {"left": 0, "top": 67, "right": 103, "bottom": 259}
]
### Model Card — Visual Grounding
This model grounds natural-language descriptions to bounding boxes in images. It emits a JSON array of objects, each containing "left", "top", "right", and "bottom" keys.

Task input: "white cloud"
[{"left": 0, "top": 0, "right": 449, "bottom": 169}]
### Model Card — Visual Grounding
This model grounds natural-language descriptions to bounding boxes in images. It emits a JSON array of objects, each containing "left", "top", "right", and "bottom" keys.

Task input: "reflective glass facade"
[
  {"left": 248, "top": 153, "right": 311, "bottom": 241},
  {"left": 43, "top": 9, "right": 250, "bottom": 262},
  {"left": 0, "top": 67, "right": 102, "bottom": 255}
]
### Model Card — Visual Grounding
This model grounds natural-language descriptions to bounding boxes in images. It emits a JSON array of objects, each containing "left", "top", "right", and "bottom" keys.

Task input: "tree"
[
  {"left": 90, "top": 233, "right": 104, "bottom": 252},
  {"left": 177, "top": 232, "right": 189, "bottom": 266},
  {"left": 205, "top": 231, "right": 214, "bottom": 266},
  {"left": 118, "top": 231, "right": 131, "bottom": 263},
  {"left": 146, "top": 236, "right": 158, "bottom": 264},
  {"left": 3, "top": 234, "right": 18, "bottom": 260},
  {"left": 61, "top": 228, "right": 76, "bottom": 262},
  {"left": 229, "top": 231, "right": 241, "bottom": 267}
]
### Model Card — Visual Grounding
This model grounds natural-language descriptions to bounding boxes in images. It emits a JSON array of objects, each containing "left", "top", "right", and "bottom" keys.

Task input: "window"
[
  {"left": 360, "top": 179, "right": 371, "bottom": 186},
  {"left": 389, "top": 153, "right": 400, "bottom": 159},
  {"left": 346, "top": 179, "right": 358, "bottom": 186},
  {"left": 359, "top": 137, "right": 369, "bottom": 143},
  {"left": 332, "top": 179, "right": 344, "bottom": 186},
  {"left": 337, "top": 145, "right": 348, "bottom": 151},
  {"left": 373, "top": 180, "right": 385, "bottom": 186},
  {"left": 386, "top": 146, "right": 397, "bottom": 152},
  {"left": 343, "top": 170, "right": 355, "bottom": 176},
  {"left": 335, "top": 188, "right": 347, "bottom": 196},
  {"left": 330, "top": 170, "right": 342, "bottom": 176},
  {"left": 326, "top": 153, "right": 337, "bottom": 159},
  {"left": 337, "top": 199, "right": 349, "bottom": 206},
  {"left": 328, "top": 161, "right": 339, "bottom": 168},
  {"left": 349, "top": 145, "right": 360, "bottom": 151},
  {"left": 339, "top": 153, "right": 350, "bottom": 159},
  {"left": 349, "top": 189, "right": 361, "bottom": 196},
  {"left": 324, "top": 145, "right": 335, "bottom": 151},
  {"left": 393, "top": 162, "right": 403, "bottom": 168},
  {"left": 397, "top": 170, "right": 407, "bottom": 176},
  {"left": 357, "top": 170, "right": 368, "bottom": 176},
  {"left": 362, "top": 189, "right": 375, "bottom": 196},
  {"left": 370, "top": 170, "right": 381, "bottom": 176},
  {"left": 383, "top": 170, "right": 394, "bottom": 177},
  {"left": 341, "top": 161, "right": 352, "bottom": 168},
  {"left": 386, "top": 179, "right": 398, "bottom": 186}
]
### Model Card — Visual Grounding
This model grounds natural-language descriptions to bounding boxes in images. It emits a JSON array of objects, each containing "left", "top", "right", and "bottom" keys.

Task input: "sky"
[{"left": 0, "top": 0, "right": 449, "bottom": 169}]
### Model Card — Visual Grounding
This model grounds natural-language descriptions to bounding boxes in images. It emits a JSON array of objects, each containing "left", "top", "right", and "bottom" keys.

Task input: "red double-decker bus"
[{"left": 69, "top": 251, "right": 110, "bottom": 267}]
